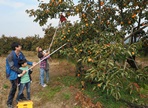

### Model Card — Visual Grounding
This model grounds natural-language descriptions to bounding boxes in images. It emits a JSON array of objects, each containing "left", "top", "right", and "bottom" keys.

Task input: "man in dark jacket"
[{"left": 6, "top": 42, "right": 36, "bottom": 108}]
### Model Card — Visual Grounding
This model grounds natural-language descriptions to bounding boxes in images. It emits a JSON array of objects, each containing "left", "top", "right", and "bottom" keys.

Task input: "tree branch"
[{"left": 124, "top": 25, "right": 147, "bottom": 41}]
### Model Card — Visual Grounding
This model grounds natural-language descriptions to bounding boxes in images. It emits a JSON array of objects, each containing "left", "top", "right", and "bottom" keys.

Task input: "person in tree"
[
  {"left": 6, "top": 42, "right": 36, "bottom": 108},
  {"left": 36, "top": 47, "right": 50, "bottom": 87}
]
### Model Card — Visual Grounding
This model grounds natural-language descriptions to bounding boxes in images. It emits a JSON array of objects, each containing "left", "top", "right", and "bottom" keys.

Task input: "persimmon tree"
[{"left": 26, "top": 0, "right": 148, "bottom": 103}]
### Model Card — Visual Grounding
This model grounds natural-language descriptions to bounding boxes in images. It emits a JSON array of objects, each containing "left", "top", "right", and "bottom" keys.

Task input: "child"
[
  {"left": 36, "top": 47, "right": 50, "bottom": 87},
  {"left": 17, "top": 67, "right": 32, "bottom": 86},
  {"left": 16, "top": 59, "right": 33, "bottom": 102}
]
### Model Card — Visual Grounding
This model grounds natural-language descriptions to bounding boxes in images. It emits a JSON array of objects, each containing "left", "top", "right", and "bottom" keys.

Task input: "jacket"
[{"left": 6, "top": 51, "right": 32, "bottom": 80}]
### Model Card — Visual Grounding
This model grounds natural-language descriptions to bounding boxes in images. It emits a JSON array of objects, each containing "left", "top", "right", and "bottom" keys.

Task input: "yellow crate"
[{"left": 17, "top": 101, "right": 33, "bottom": 108}]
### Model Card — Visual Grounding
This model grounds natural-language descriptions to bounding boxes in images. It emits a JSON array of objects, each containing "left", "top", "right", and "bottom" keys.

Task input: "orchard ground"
[
  {"left": 0, "top": 51, "right": 147, "bottom": 108},
  {"left": 0, "top": 51, "right": 79, "bottom": 108}
]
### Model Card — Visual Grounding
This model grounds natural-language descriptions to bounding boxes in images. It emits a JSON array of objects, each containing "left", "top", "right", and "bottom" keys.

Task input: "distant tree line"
[{"left": 0, "top": 31, "right": 54, "bottom": 56}]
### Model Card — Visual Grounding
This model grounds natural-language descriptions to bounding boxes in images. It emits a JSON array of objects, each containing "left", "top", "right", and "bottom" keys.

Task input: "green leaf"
[
  {"left": 127, "top": 51, "right": 132, "bottom": 56},
  {"left": 93, "top": 86, "right": 96, "bottom": 91}
]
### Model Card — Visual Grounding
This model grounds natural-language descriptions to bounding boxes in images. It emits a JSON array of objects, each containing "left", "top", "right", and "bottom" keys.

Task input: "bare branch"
[{"left": 124, "top": 25, "right": 147, "bottom": 41}]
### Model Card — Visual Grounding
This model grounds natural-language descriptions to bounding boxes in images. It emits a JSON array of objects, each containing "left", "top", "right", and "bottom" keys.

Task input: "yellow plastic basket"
[{"left": 17, "top": 101, "right": 33, "bottom": 108}]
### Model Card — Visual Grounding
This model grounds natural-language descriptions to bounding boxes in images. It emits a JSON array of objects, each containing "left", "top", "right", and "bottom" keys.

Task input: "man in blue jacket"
[{"left": 6, "top": 42, "right": 36, "bottom": 108}]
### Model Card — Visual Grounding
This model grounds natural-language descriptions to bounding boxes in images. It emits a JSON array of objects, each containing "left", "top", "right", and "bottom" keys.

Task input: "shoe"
[
  {"left": 42, "top": 84, "right": 47, "bottom": 87},
  {"left": 16, "top": 99, "right": 22, "bottom": 103},
  {"left": 20, "top": 97, "right": 27, "bottom": 100},
  {"left": 7, "top": 104, "right": 13, "bottom": 108},
  {"left": 26, "top": 99, "right": 31, "bottom": 101}
]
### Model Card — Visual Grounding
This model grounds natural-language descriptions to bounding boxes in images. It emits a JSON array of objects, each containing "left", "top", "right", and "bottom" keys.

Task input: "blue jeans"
[
  {"left": 16, "top": 82, "right": 31, "bottom": 101},
  {"left": 40, "top": 68, "right": 49, "bottom": 86}
]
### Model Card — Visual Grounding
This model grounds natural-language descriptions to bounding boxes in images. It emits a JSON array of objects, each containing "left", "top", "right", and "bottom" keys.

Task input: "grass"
[
  {"left": 56, "top": 75, "right": 148, "bottom": 108},
  {"left": 56, "top": 75, "right": 127, "bottom": 107},
  {"left": 3, "top": 84, "right": 9, "bottom": 89},
  {"left": 74, "top": 106, "right": 81, "bottom": 108},
  {"left": 37, "top": 86, "right": 62, "bottom": 101},
  {"left": 62, "top": 92, "right": 71, "bottom": 100},
  {"left": 57, "top": 75, "right": 79, "bottom": 87},
  {"left": 82, "top": 82, "right": 128, "bottom": 108}
]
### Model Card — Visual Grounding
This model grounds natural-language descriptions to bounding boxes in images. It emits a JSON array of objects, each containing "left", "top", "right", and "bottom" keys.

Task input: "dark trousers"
[{"left": 7, "top": 79, "right": 25, "bottom": 105}]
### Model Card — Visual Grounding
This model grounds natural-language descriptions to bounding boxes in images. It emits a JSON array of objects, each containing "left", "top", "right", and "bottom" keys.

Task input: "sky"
[{"left": 0, "top": 0, "right": 79, "bottom": 38}]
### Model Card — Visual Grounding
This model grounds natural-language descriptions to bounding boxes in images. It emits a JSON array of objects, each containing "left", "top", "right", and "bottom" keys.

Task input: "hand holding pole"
[{"left": 28, "top": 43, "right": 67, "bottom": 71}]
